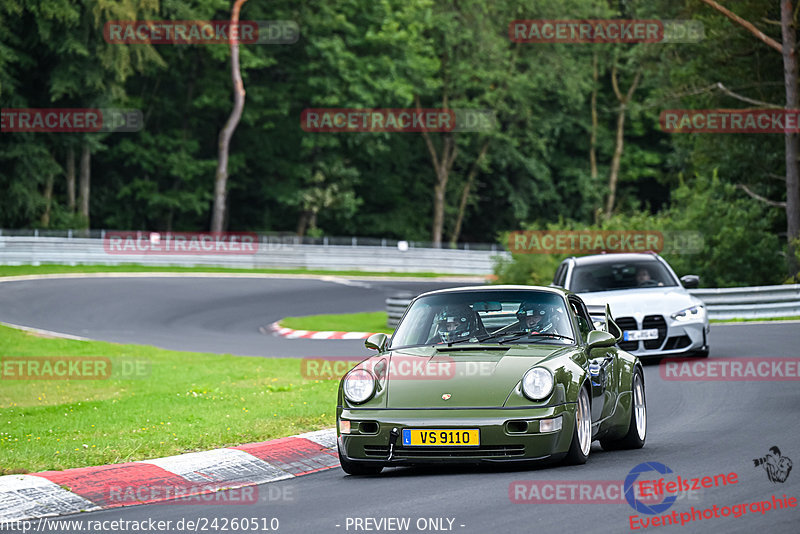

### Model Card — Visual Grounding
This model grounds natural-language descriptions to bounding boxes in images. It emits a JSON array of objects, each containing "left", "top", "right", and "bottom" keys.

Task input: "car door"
[{"left": 569, "top": 295, "right": 619, "bottom": 424}]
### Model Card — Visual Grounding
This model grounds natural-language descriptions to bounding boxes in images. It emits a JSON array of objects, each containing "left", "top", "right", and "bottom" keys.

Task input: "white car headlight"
[
  {"left": 671, "top": 305, "right": 704, "bottom": 321},
  {"left": 521, "top": 367, "right": 554, "bottom": 401},
  {"left": 343, "top": 369, "right": 376, "bottom": 404}
]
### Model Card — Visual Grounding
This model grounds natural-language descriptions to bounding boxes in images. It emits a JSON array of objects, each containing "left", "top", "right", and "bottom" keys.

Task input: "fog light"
[
  {"left": 339, "top": 419, "right": 351, "bottom": 434},
  {"left": 539, "top": 416, "right": 562, "bottom": 433}
]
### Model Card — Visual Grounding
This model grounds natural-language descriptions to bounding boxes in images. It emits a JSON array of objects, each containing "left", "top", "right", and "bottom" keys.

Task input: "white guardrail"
[
  {"left": 385, "top": 285, "right": 800, "bottom": 327},
  {"left": 1, "top": 234, "right": 796, "bottom": 322},
  {"left": 0, "top": 234, "right": 506, "bottom": 275}
]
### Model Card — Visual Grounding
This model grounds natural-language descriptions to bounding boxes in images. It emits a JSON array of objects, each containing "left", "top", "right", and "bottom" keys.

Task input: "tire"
[
  {"left": 338, "top": 445, "right": 383, "bottom": 475},
  {"left": 564, "top": 386, "right": 592, "bottom": 465},
  {"left": 600, "top": 369, "right": 646, "bottom": 451}
]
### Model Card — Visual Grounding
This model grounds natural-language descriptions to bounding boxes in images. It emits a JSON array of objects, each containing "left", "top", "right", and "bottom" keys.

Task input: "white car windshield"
[
  {"left": 570, "top": 261, "right": 678, "bottom": 293},
  {"left": 391, "top": 290, "right": 575, "bottom": 348}
]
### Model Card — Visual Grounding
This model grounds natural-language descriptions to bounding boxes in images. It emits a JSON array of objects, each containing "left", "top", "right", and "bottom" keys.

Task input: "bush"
[{"left": 494, "top": 172, "right": 783, "bottom": 288}]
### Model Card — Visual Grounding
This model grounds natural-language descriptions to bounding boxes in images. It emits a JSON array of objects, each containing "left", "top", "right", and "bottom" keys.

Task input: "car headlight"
[
  {"left": 671, "top": 305, "right": 704, "bottom": 321},
  {"left": 521, "top": 367, "right": 554, "bottom": 401},
  {"left": 343, "top": 369, "right": 376, "bottom": 404}
]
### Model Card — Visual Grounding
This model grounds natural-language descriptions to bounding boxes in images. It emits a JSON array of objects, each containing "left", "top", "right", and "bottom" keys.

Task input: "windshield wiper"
[
  {"left": 430, "top": 335, "right": 489, "bottom": 347},
  {"left": 434, "top": 331, "right": 573, "bottom": 347},
  {"left": 496, "top": 331, "right": 574, "bottom": 344}
]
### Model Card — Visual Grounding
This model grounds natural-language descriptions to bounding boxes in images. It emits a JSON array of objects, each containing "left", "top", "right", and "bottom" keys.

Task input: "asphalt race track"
[
  {"left": 0, "top": 276, "right": 466, "bottom": 358},
  {"left": 1, "top": 276, "right": 799, "bottom": 533}
]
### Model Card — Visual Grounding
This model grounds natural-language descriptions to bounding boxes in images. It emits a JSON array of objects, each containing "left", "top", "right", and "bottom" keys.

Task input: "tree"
[
  {"left": 211, "top": 0, "right": 248, "bottom": 232},
  {"left": 699, "top": 0, "right": 800, "bottom": 279}
]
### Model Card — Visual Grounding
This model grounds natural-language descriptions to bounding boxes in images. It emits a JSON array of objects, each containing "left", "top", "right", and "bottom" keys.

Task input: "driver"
[
  {"left": 516, "top": 301, "right": 556, "bottom": 334},
  {"left": 431, "top": 304, "right": 477, "bottom": 343},
  {"left": 636, "top": 266, "right": 663, "bottom": 287}
]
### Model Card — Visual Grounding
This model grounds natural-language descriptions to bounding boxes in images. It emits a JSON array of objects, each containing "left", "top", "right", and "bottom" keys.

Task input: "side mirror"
[
  {"left": 586, "top": 330, "right": 617, "bottom": 350},
  {"left": 680, "top": 275, "right": 700, "bottom": 289},
  {"left": 365, "top": 333, "right": 389, "bottom": 352}
]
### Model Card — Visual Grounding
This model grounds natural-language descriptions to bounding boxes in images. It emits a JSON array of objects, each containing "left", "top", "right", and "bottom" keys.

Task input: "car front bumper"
[
  {"left": 337, "top": 404, "right": 576, "bottom": 465},
  {"left": 614, "top": 315, "right": 709, "bottom": 358}
]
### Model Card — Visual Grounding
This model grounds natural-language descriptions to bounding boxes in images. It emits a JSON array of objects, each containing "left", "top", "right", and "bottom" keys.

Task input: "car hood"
[
  {"left": 577, "top": 286, "right": 704, "bottom": 318},
  {"left": 382, "top": 345, "right": 571, "bottom": 408}
]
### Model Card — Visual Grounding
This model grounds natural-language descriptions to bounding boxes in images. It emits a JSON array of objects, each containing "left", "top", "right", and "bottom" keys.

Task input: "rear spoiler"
[{"left": 587, "top": 304, "right": 623, "bottom": 342}]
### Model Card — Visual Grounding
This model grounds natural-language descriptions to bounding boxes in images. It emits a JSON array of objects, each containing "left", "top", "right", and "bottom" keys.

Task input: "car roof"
[
  {"left": 415, "top": 285, "right": 572, "bottom": 300},
  {"left": 568, "top": 253, "right": 661, "bottom": 266}
]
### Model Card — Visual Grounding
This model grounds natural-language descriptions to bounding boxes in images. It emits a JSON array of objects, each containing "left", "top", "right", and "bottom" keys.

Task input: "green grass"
[
  {"left": 711, "top": 315, "right": 800, "bottom": 323},
  {"left": 0, "top": 264, "right": 457, "bottom": 278},
  {"left": 0, "top": 324, "right": 341, "bottom": 474},
  {"left": 280, "top": 312, "right": 393, "bottom": 334}
]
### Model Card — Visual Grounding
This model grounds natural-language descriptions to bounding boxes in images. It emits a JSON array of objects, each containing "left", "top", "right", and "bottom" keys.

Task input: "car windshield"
[
  {"left": 390, "top": 290, "right": 575, "bottom": 349},
  {"left": 570, "top": 260, "right": 677, "bottom": 293}
]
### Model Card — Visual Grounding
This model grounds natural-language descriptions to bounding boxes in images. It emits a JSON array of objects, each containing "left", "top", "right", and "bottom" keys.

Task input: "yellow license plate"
[{"left": 402, "top": 428, "right": 479, "bottom": 447}]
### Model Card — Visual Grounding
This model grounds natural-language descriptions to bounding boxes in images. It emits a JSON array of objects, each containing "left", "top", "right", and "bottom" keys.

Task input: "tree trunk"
[
  {"left": 605, "top": 108, "right": 627, "bottom": 217},
  {"left": 41, "top": 172, "right": 54, "bottom": 227},
  {"left": 604, "top": 62, "right": 641, "bottom": 218},
  {"left": 590, "top": 51, "right": 599, "bottom": 181},
  {"left": 211, "top": 0, "right": 249, "bottom": 232},
  {"left": 296, "top": 210, "right": 312, "bottom": 236},
  {"left": 418, "top": 93, "right": 458, "bottom": 247},
  {"left": 450, "top": 139, "right": 490, "bottom": 246},
  {"left": 427, "top": 133, "right": 457, "bottom": 247},
  {"left": 432, "top": 170, "right": 447, "bottom": 246},
  {"left": 66, "top": 147, "right": 75, "bottom": 212},
  {"left": 78, "top": 141, "right": 91, "bottom": 227},
  {"left": 781, "top": 0, "right": 800, "bottom": 278}
]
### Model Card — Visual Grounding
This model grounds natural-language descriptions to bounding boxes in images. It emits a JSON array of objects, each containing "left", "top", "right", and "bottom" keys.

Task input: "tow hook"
[{"left": 387, "top": 427, "right": 400, "bottom": 461}]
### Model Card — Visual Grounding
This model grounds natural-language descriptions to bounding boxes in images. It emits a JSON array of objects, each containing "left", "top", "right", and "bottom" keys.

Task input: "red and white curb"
[
  {"left": 0, "top": 429, "right": 337, "bottom": 522},
  {"left": 263, "top": 321, "right": 378, "bottom": 340}
]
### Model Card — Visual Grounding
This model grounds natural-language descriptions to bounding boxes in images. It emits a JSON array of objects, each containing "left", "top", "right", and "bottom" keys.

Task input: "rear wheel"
[
  {"left": 338, "top": 445, "right": 383, "bottom": 475},
  {"left": 601, "top": 370, "right": 646, "bottom": 450},
  {"left": 564, "top": 386, "right": 591, "bottom": 465}
]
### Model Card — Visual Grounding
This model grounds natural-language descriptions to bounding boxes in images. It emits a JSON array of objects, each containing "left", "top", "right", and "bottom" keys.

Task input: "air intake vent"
[
  {"left": 615, "top": 317, "right": 639, "bottom": 351},
  {"left": 664, "top": 335, "right": 691, "bottom": 350},
  {"left": 395, "top": 445, "right": 525, "bottom": 458},
  {"left": 642, "top": 315, "right": 667, "bottom": 349}
]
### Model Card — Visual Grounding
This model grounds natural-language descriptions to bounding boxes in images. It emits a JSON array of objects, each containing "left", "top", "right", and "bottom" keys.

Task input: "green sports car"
[{"left": 336, "top": 286, "right": 646, "bottom": 475}]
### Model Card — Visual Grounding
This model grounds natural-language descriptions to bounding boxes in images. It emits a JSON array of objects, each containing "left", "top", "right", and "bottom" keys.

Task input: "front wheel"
[
  {"left": 601, "top": 370, "right": 646, "bottom": 450},
  {"left": 338, "top": 445, "right": 383, "bottom": 475},
  {"left": 564, "top": 386, "right": 592, "bottom": 465}
]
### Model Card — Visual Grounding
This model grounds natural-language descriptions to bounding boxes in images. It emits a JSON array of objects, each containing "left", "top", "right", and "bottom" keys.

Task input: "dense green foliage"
[
  {"left": 495, "top": 173, "right": 784, "bottom": 288},
  {"left": 0, "top": 0, "right": 794, "bottom": 285}
]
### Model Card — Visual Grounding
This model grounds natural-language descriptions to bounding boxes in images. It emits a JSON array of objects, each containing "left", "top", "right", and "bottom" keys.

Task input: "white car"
[{"left": 553, "top": 252, "right": 709, "bottom": 358}]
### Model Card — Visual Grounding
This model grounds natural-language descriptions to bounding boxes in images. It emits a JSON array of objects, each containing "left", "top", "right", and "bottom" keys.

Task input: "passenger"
[{"left": 515, "top": 301, "right": 557, "bottom": 334}]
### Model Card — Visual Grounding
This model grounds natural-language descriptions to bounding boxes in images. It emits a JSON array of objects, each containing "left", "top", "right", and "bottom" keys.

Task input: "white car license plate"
[{"left": 623, "top": 329, "right": 659, "bottom": 341}]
